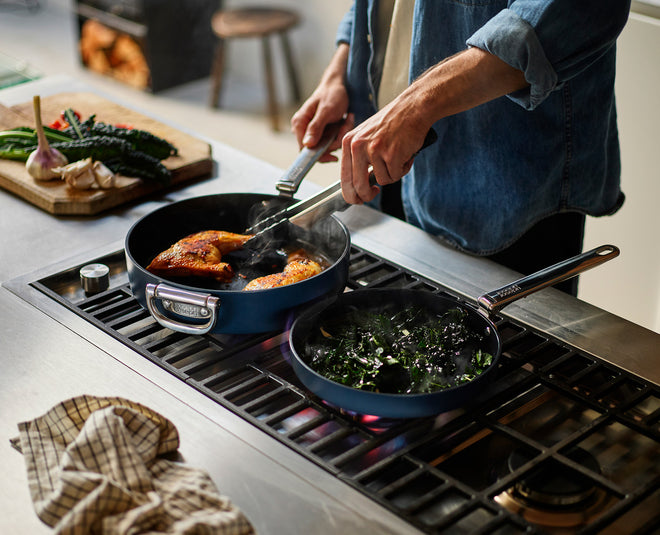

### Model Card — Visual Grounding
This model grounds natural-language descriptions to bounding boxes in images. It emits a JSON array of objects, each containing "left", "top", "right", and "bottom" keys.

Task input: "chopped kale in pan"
[{"left": 303, "top": 306, "right": 493, "bottom": 394}]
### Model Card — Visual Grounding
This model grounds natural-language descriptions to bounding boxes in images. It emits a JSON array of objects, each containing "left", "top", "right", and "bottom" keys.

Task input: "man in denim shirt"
[{"left": 292, "top": 0, "right": 630, "bottom": 295}]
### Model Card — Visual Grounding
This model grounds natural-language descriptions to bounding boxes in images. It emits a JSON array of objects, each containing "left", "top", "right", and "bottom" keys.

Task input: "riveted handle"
[
  {"left": 146, "top": 283, "right": 220, "bottom": 335},
  {"left": 477, "top": 244, "right": 620, "bottom": 315}
]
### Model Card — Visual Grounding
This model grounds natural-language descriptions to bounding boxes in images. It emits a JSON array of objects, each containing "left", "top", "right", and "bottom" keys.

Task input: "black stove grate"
[{"left": 28, "top": 246, "right": 660, "bottom": 534}]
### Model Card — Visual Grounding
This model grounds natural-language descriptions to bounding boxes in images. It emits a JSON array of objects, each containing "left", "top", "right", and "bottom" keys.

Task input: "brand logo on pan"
[
  {"left": 497, "top": 284, "right": 522, "bottom": 298},
  {"left": 162, "top": 300, "right": 210, "bottom": 318}
]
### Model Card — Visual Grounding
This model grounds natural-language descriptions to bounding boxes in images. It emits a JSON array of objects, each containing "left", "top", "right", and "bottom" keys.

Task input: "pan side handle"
[
  {"left": 146, "top": 283, "right": 220, "bottom": 335},
  {"left": 477, "top": 244, "right": 620, "bottom": 315}
]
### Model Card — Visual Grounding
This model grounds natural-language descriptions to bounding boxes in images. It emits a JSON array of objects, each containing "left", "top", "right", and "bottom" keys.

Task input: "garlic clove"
[
  {"left": 52, "top": 157, "right": 93, "bottom": 178},
  {"left": 92, "top": 160, "right": 116, "bottom": 189},
  {"left": 64, "top": 167, "right": 97, "bottom": 190},
  {"left": 53, "top": 158, "right": 96, "bottom": 190}
]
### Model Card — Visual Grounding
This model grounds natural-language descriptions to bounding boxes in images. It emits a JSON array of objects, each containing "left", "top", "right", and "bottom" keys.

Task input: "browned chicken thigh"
[
  {"left": 146, "top": 230, "right": 252, "bottom": 281},
  {"left": 243, "top": 249, "right": 322, "bottom": 291}
]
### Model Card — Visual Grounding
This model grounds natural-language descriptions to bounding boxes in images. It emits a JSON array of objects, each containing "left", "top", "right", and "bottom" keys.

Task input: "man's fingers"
[
  {"left": 349, "top": 138, "right": 380, "bottom": 204},
  {"left": 302, "top": 120, "right": 323, "bottom": 148},
  {"left": 370, "top": 158, "right": 393, "bottom": 186},
  {"left": 291, "top": 104, "right": 318, "bottom": 148}
]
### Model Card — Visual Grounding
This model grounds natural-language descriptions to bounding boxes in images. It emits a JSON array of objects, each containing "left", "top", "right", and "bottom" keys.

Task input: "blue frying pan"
[{"left": 288, "top": 245, "right": 619, "bottom": 418}]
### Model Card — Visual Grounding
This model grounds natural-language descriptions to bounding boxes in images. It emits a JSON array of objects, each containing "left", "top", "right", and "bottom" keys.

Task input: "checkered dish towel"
[{"left": 12, "top": 395, "right": 254, "bottom": 535}]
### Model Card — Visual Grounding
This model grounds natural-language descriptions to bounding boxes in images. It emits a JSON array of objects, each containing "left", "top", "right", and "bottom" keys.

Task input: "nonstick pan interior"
[{"left": 127, "top": 193, "right": 347, "bottom": 291}]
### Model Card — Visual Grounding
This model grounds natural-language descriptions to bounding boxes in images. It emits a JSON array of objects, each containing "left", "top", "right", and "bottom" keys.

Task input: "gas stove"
[{"left": 5, "top": 242, "right": 660, "bottom": 534}]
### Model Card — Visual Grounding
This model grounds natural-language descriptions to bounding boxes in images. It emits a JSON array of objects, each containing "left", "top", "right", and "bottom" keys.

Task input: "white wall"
[{"left": 579, "top": 12, "right": 660, "bottom": 333}]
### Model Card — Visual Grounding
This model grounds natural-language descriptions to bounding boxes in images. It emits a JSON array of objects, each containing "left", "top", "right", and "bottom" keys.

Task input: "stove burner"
[
  {"left": 509, "top": 447, "right": 600, "bottom": 507},
  {"left": 325, "top": 402, "right": 405, "bottom": 431},
  {"left": 495, "top": 447, "right": 615, "bottom": 529}
]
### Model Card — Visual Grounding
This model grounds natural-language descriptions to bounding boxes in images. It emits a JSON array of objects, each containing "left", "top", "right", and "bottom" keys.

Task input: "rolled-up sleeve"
[
  {"left": 467, "top": 0, "right": 630, "bottom": 110},
  {"left": 336, "top": 3, "right": 355, "bottom": 45}
]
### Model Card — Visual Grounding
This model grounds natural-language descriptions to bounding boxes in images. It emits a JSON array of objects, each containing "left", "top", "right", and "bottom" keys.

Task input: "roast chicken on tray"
[{"left": 146, "top": 230, "right": 322, "bottom": 290}]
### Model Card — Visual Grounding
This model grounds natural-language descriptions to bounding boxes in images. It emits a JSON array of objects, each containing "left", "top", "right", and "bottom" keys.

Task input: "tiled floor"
[{"left": 0, "top": 0, "right": 339, "bottom": 187}]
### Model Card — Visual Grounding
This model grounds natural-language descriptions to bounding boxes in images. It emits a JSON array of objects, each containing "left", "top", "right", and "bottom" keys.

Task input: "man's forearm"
[
  {"left": 400, "top": 47, "right": 529, "bottom": 130},
  {"left": 320, "top": 43, "right": 350, "bottom": 89}
]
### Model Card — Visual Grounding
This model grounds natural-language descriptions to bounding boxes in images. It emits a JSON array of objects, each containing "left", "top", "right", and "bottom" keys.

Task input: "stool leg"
[
  {"left": 209, "top": 38, "right": 226, "bottom": 108},
  {"left": 261, "top": 35, "right": 279, "bottom": 131},
  {"left": 279, "top": 32, "right": 301, "bottom": 104}
]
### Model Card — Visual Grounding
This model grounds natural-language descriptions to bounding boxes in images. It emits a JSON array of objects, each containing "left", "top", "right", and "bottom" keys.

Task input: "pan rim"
[
  {"left": 288, "top": 288, "right": 503, "bottom": 415},
  {"left": 124, "top": 192, "right": 352, "bottom": 295}
]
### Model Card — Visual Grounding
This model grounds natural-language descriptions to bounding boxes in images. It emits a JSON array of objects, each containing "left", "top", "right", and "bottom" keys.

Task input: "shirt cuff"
[
  {"left": 335, "top": 8, "right": 353, "bottom": 47},
  {"left": 466, "top": 9, "right": 557, "bottom": 110}
]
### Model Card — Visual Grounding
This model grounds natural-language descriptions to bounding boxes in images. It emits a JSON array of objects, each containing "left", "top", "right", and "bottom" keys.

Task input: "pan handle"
[
  {"left": 146, "top": 283, "right": 219, "bottom": 335},
  {"left": 477, "top": 244, "right": 620, "bottom": 315},
  {"left": 276, "top": 121, "right": 344, "bottom": 196}
]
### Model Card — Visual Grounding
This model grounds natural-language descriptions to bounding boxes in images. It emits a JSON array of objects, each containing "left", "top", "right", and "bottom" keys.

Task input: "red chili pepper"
[{"left": 49, "top": 118, "right": 69, "bottom": 130}]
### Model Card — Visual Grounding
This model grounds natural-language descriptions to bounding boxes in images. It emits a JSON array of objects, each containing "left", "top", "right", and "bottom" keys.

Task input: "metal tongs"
[{"left": 246, "top": 128, "right": 438, "bottom": 244}]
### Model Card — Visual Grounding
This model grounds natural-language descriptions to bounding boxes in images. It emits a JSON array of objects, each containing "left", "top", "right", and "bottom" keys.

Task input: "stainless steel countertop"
[{"left": 1, "top": 77, "right": 658, "bottom": 534}]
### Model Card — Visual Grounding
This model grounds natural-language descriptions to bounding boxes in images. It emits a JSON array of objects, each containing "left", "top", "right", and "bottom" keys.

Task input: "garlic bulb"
[{"left": 26, "top": 95, "right": 68, "bottom": 180}]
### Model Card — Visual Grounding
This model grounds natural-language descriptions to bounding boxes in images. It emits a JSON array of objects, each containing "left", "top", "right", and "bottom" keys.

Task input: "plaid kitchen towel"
[{"left": 12, "top": 395, "right": 255, "bottom": 535}]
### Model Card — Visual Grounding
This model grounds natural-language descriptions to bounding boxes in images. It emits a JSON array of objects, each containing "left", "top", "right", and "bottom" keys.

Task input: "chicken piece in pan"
[
  {"left": 243, "top": 249, "right": 322, "bottom": 291},
  {"left": 146, "top": 230, "right": 252, "bottom": 281}
]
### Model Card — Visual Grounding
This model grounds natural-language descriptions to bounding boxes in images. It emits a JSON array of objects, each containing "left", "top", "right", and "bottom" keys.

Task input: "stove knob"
[{"left": 80, "top": 263, "right": 110, "bottom": 295}]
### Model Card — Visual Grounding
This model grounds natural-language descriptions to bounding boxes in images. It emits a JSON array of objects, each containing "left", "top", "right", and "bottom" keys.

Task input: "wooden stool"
[{"left": 209, "top": 7, "right": 301, "bottom": 131}]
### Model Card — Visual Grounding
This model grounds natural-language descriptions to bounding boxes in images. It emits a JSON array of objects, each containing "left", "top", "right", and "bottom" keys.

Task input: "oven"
[
  {"left": 5, "top": 237, "right": 660, "bottom": 534},
  {"left": 74, "top": 0, "right": 218, "bottom": 92}
]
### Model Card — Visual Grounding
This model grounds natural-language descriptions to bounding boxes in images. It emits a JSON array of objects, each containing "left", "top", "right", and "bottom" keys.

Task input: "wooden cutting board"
[{"left": 0, "top": 92, "right": 213, "bottom": 215}]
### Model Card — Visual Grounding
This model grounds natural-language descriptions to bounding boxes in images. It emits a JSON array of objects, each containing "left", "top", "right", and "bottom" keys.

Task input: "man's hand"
[
  {"left": 340, "top": 97, "right": 433, "bottom": 204},
  {"left": 291, "top": 44, "right": 352, "bottom": 163},
  {"left": 340, "top": 46, "right": 528, "bottom": 204}
]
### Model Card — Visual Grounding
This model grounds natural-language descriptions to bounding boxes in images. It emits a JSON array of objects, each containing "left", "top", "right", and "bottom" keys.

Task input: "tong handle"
[
  {"left": 287, "top": 181, "right": 347, "bottom": 228},
  {"left": 275, "top": 121, "right": 344, "bottom": 196}
]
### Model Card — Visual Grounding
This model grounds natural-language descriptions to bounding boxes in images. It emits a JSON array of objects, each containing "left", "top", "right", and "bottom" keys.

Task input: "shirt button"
[
  {"left": 367, "top": 34, "right": 372, "bottom": 43},
  {"left": 368, "top": 93, "right": 373, "bottom": 101}
]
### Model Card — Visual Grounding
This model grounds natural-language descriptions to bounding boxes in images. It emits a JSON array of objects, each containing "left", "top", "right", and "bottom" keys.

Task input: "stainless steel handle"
[
  {"left": 288, "top": 181, "right": 345, "bottom": 228},
  {"left": 275, "top": 121, "right": 343, "bottom": 196},
  {"left": 146, "top": 283, "right": 220, "bottom": 335},
  {"left": 477, "top": 244, "right": 620, "bottom": 314},
  {"left": 287, "top": 176, "right": 379, "bottom": 229}
]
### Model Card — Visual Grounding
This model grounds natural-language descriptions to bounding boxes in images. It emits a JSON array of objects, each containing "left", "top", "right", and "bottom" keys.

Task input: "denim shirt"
[{"left": 336, "top": 0, "right": 629, "bottom": 254}]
